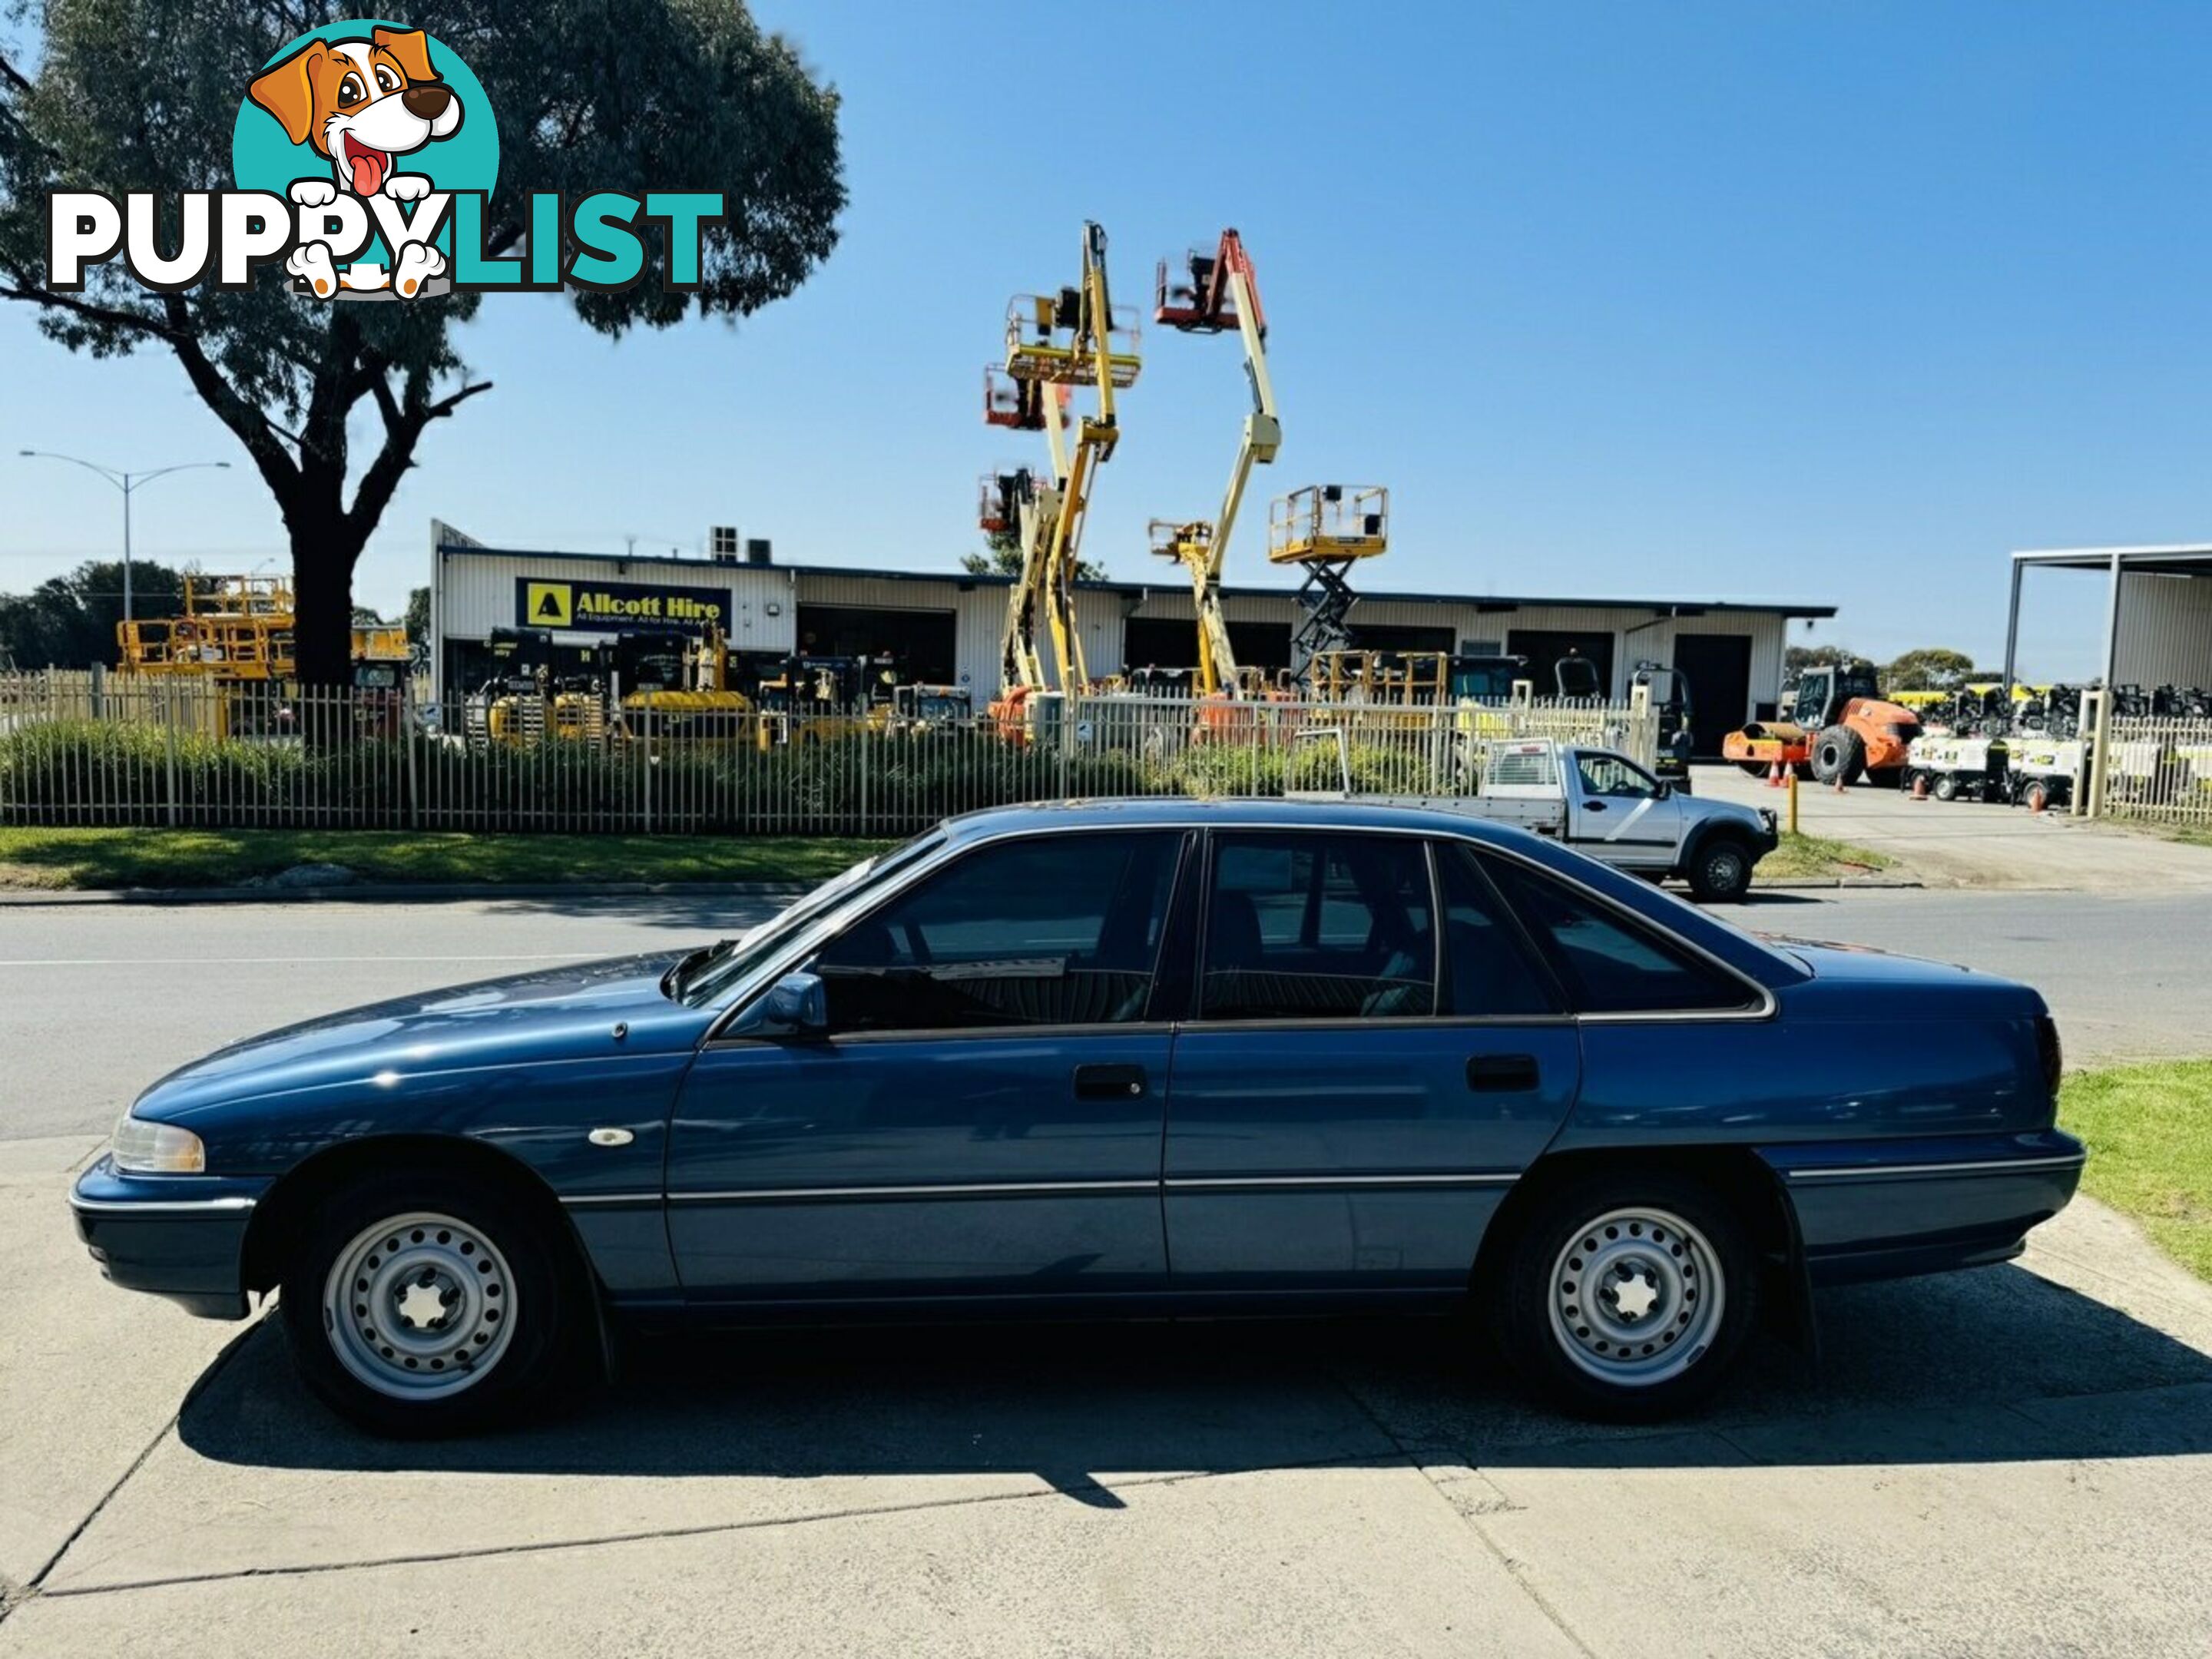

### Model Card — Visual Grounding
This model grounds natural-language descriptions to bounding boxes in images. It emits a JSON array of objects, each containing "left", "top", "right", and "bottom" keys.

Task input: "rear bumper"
[
  {"left": 1758, "top": 1130, "right": 2085, "bottom": 1286},
  {"left": 69, "top": 1158, "right": 269, "bottom": 1320}
]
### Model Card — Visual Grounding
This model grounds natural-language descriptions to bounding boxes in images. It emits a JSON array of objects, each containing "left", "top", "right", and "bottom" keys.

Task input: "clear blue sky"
[{"left": 8, "top": 0, "right": 2212, "bottom": 678}]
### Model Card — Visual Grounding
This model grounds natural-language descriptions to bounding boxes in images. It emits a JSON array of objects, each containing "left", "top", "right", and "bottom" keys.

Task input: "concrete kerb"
[
  {"left": 0, "top": 876, "right": 1923, "bottom": 905},
  {"left": 0, "top": 881, "right": 814, "bottom": 907}
]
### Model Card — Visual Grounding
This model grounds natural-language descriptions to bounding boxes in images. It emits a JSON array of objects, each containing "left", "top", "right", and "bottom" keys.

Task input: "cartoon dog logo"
[{"left": 247, "top": 26, "right": 463, "bottom": 299}]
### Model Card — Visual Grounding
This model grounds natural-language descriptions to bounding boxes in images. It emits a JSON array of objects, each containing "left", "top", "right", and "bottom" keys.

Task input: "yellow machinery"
[
  {"left": 1270, "top": 484, "right": 1390, "bottom": 684},
  {"left": 117, "top": 573, "right": 408, "bottom": 681},
  {"left": 1149, "top": 229, "right": 1280, "bottom": 699},
  {"left": 617, "top": 626, "right": 752, "bottom": 742},
  {"left": 986, "top": 221, "right": 1140, "bottom": 732}
]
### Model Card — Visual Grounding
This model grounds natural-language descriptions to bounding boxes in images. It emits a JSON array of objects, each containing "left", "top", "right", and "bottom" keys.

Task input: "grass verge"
[
  {"left": 0, "top": 827, "right": 893, "bottom": 891},
  {"left": 2062, "top": 1060, "right": 2212, "bottom": 1283},
  {"left": 1754, "top": 831, "right": 1897, "bottom": 882}
]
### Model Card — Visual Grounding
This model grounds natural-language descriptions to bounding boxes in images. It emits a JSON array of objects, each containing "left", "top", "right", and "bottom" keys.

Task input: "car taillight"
[{"left": 2035, "top": 1015, "right": 2063, "bottom": 1104}]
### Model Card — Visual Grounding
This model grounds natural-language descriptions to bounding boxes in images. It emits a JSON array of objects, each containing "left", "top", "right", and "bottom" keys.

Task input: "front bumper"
[
  {"left": 69, "top": 1157, "right": 271, "bottom": 1320},
  {"left": 1760, "top": 1129, "right": 2085, "bottom": 1286}
]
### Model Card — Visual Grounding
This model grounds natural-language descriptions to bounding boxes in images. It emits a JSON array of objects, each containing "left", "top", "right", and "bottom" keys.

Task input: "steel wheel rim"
[
  {"left": 320, "top": 1210, "right": 517, "bottom": 1400},
  {"left": 1705, "top": 846, "right": 1745, "bottom": 889},
  {"left": 1547, "top": 1206, "right": 1724, "bottom": 1388}
]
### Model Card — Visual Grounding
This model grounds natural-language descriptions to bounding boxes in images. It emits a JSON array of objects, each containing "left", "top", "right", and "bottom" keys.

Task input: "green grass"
[
  {"left": 2062, "top": 1060, "right": 2212, "bottom": 1282},
  {"left": 1754, "top": 831, "right": 1897, "bottom": 882},
  {"left": 0, "top": 827, "right": 892, "bottom": 891}
]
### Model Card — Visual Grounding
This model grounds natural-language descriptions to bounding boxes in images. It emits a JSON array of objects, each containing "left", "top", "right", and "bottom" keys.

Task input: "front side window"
[
  {"left": 810, "top": 832, "right": 1181, "bottom": 1034},
  {"left": 1575, "top": 752, "right": 1658, "bottom": 800},
  {"left": 1481, "top": 856, "right": 1759, "bottom": 1015},
  {"left": 1201, "top": 833, "right": 1435, "bottom": 1021}
]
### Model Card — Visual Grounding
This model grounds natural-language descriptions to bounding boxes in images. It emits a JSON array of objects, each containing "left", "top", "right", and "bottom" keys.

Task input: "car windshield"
[{"left": 671, "top": 830, "right": 945, "bottom": 1005}]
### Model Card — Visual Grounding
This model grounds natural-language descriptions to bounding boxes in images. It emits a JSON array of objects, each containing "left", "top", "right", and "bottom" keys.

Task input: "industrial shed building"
[
  {"left": 426, "top": 524, "right": 1836, "bottom": 755},
  {"left": 2004, "top": 544, "right": 2212, "bottom": 691}
]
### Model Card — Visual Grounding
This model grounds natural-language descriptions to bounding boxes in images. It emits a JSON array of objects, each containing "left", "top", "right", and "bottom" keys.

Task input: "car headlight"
[{"left": 110, "top": 1112, "right": 206, "bottom": 1174}]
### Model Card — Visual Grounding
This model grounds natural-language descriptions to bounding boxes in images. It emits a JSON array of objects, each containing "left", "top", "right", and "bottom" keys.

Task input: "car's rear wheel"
[
  {"left": 1496, "top": 1171, "right": 1757, "bottom": 1421},
  {"left": 280, "top": 1171, "right": 573, "bottom": 1436},
  {"left": 1686, "top": 836, "right": 1753, "bottom": 902}
]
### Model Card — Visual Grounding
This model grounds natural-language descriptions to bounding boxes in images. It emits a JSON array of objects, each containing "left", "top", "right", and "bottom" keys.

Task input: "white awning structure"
[{"left": 2005, "top": 545, "right": 2212, "bottom": 690}]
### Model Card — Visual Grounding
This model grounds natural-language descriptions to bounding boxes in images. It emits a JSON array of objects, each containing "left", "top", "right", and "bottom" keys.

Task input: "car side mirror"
[
  {"left": 1655, "top": 780, "right": 1674, "bottom": 799},
  {"left": 731, "top": 971, "right": 829, "bottom": 1039}
]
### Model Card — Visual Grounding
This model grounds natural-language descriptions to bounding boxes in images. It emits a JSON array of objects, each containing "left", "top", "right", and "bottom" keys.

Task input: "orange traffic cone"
[
  {"left": 1765, "top": 761, "right": 1783, "bottom": 789},
  {"left": 2026, "top": 782, "right": 2049, "bottom": 814},
  {"left": 1912, "top": 773, "right": 1929, "bottom": 801}
]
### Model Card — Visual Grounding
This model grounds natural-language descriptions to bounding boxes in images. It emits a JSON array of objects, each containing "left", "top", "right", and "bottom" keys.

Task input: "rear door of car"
[
  {"left": 1161, "top": 830, "right": 1582, "bottom": 1298},
  {"left": 667, "top": 829, "right": 1189, "bottom": 1304}
]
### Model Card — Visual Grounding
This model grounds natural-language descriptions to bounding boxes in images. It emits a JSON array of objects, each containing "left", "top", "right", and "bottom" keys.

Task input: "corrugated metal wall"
[
  {"left": 435, "top": 546, "right": 1793, "bottom": 717},
  {"left": 2116, "top": 573, "right": 2212, "bottom": 686}
]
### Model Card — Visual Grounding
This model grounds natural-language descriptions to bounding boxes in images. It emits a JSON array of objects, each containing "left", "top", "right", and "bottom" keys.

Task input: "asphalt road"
[
  {"left": 4, "top": 888, "right": 2211, "bottom": 1654},
  {"left": 1, "top": 885, "right": 2202, "bottom": 1144}
]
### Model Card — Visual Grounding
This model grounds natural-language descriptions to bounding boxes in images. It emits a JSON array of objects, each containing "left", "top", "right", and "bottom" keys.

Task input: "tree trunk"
[{"left": 290, "top": 528, "right": 361, "bottom": 690}]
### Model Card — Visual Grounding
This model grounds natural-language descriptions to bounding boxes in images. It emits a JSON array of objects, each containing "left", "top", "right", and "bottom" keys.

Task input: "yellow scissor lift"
[
  {"left": 982, "top": 220, "right": 1141, "bottom": 739},
  {"left": 1271, "top": 483, "right": 1389, "bottom": 686},
  {"left": 1148, "top": 230, "right": 1282, "bottom": 710}
]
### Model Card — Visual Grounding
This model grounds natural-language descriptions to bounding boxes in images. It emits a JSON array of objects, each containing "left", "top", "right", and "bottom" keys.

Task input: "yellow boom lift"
[
  {"left": 1148, "top": 228, "right": 1280, "bottom": 700},
  {"left": 983, "top": 220, "right": 1140, "bottom": 733}
]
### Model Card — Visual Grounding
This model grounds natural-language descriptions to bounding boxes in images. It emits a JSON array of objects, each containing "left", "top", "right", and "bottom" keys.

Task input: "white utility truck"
[{"left": 1293, "top": 733, "right": 1778, "bottom": 901}]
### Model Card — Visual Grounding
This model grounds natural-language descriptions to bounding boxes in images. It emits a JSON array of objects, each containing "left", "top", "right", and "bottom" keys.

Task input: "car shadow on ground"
[{"left": 177, "top": 1262, "right": 2212, "bottom": 1491}]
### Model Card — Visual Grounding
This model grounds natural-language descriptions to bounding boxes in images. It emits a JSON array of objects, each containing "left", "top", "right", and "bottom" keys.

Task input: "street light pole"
[{"left": 15, "top": 452, "right": 233, "bottom": 622}]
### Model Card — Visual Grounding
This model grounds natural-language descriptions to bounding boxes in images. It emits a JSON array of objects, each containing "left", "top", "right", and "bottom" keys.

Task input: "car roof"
[{"left": 938, "top": 796, "right": 1536, "bottom": 845}]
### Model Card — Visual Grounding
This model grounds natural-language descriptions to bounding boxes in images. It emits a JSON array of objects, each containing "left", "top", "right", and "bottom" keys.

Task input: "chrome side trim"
[
  {"left": 1784, "top": 1154, "right": 2088, "bottom": 1181},
  {"left": 559, "top": 1192, "right": 664, "bottom": 1207},
  {"left": 1165, "top": 1173, "right": 1516, "bottom": 1190},
  {"left": 68, "top": 1194, "right": 257, "bottom": 1216},
  {"left": 638, "top": 1172, "right": 1522, "bottom": 1206},
  {"left": 667, "top": 1179, "right": 1160, "bottom": 1204}
]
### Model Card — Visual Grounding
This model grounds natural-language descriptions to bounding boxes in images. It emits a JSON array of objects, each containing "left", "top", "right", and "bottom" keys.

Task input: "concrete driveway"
[
  {"left": 4, "top": 894, "right": 2210, "bottom": 1654},
  {"left": 3, "top": 1129, "right": 2210, "bottom": 1657},
  {"left": 1699, "top": 763, "right": 2212, "bottom": 892}
]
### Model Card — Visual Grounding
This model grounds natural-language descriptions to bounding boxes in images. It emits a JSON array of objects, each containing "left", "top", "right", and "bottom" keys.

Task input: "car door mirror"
[
  {"left": 1654, "top": 780, "right": 1674, "bottom": 799},
  {"left": 730, "top": 971, "right": 829, "bottom": 1039}
]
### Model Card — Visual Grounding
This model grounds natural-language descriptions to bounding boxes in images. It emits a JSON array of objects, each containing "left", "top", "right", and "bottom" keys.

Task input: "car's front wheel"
[
  {"left": 280, "top": 1171, "right": 575, "bottom": 1436},
  {"left": 1495, "top": 1171, "right": 1757, "bottom": 1421}
]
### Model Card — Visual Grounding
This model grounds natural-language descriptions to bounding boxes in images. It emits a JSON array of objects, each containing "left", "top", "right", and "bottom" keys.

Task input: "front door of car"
[
  {"left": 667, "top": 830, "right": 1188, "bottom": 1303},
  {"left": 1568, "top": 750, "right": 1681, "bottom": 871},
  {"left": 1162, "top": 831, "right": 1581, "bottom": 1296}
]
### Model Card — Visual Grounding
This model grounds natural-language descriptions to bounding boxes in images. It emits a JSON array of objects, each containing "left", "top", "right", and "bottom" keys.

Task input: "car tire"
[
  {"left": 1685, "top": 836, "right": 1753, "bottom": 902},
  {"left": 280, "top": 1170, "right": 577, "bottom": 1438},
  {"left": 1495, "top": 1170, "right": 1758, "bottom": 1422},
  {"left": 1810, "top": 725, "right": 1866, "bottom": 786}
]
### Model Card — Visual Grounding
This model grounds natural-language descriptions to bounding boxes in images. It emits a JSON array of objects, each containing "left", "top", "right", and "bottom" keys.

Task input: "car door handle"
[
  {"left": 1466, "top": 1054, "right": 1541, "bottom": 1093},
  {"left": 1074, "top": 1062, "right": 1149, "bottom": 1100},
  {"left": 1584, "top": 800, "right": 1608, "bottom": 812}
]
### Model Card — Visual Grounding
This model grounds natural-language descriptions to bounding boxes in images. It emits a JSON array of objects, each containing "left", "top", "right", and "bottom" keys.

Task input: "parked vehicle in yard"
[
  {"left": 1298, "top": 734, "right": 1774, "bottom": 901},
  {"left": 71, "top": 800, "right": 2081, "bottom": 1435}
]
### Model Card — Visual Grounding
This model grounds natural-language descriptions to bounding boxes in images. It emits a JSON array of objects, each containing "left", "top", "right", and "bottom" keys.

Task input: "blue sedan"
[{"left": 71, "top": 800, "right": 2084, "bottom": 1435}]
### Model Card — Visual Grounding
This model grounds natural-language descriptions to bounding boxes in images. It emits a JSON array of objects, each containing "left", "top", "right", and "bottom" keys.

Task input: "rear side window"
[
  {"left": 1481, "top": 856, "right": 1759, "bottom": 1015},
  {"left": 1435, "top": 844, "right": 1563, "bottom": 1018}
]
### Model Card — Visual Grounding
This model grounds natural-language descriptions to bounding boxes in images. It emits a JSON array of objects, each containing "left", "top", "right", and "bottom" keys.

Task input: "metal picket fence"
[
  {"left": 2093, "top": 713, "right": 2212, "bottom": 825},
  {"left": 0, "top": 670, "right": 1658, "bottom": 836}
]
